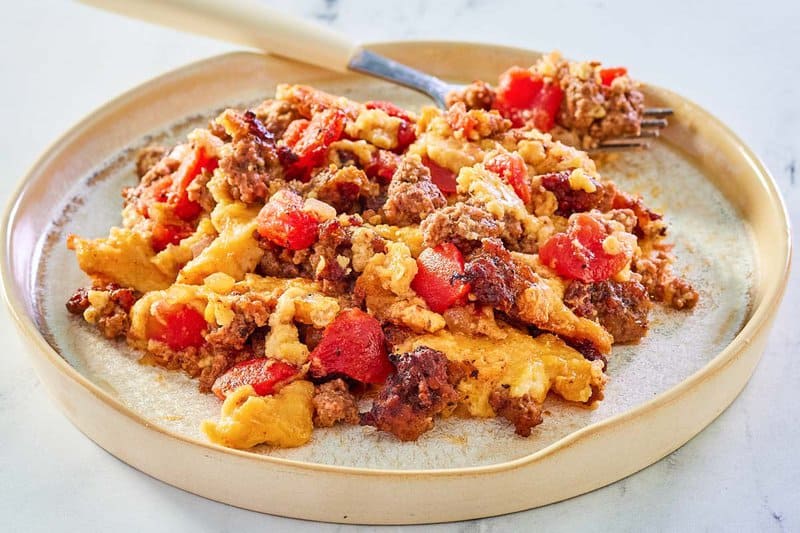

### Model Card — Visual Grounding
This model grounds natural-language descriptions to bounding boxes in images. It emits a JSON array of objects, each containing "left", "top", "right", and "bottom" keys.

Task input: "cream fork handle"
[{"left": 77, "top": 0, "right": 360, "bottom": 73}]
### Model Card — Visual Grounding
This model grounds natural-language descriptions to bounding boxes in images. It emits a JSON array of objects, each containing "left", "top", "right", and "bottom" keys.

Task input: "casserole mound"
[{"left": 66, "top": 52, "right": 697, "bottom": 449}]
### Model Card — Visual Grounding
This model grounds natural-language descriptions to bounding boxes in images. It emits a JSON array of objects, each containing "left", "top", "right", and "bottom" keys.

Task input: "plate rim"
[{"left": 1, "top": 41, "right": 792, "bottom": 481}]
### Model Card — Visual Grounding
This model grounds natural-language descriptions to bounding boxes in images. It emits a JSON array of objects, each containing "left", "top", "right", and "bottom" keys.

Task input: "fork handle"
[{"left": 78, "top": 0, "right": 360, "bottom": 72}]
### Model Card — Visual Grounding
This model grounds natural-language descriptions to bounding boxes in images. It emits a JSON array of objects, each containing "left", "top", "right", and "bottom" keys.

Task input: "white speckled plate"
[{"left": 1, "top": 42, "right": 790, "bottom": 524}]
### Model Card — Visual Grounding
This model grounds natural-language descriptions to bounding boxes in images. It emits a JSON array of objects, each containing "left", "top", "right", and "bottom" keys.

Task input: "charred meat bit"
[
  {"left": 563, "top": 280, "right": 651, "bottom": 343},
  {"left": 539, "top": 170, "right": 615, "bottom": 216},
  {"left": 217, "top": 109, "right": 286, "bottom": 205},
  {"left": 66, "top": 287, "right": 90, "bottom": 314},
  {"left": 462, "top": 239, "right": 528, "bottom": 316},
  {"left": 489, "top": 389, "right": 544, "bottom": 437},
  {"left": 308, "top": 216, "right": 362, "bottom": 282},
  {"left": 420, "top": 202, "right": 502, "bottom": 253},
  {"left": 360, "top": 346, "right": 461, "bottom": 441},
  {"left": 382, "top": 155, "right": 446, "bottom": 226},
  {"left": 312, "top": 378, "right": 360, "bottom": 428},
  {"left": 304, "top": 165, "right": 378, "bottom": 213},
  {"left": 205, "top": 295, "right": 272, "bottom": 351}
]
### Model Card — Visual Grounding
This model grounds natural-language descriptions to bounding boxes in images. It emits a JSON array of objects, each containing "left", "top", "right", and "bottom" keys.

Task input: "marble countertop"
[{"left": 1, "top": 1, "right": 797, "bottom": 531}]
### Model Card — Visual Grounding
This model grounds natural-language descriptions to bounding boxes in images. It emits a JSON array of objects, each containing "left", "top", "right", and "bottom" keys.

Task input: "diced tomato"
[
  {"left": 364, "top": 149, "right": 400, "bottom": 184},
  {"left": 365, "top": 100, "right": 416, "bottom": 152},
  {"left": 308, "top": 308, "right": 393, "bottom": 384},
  {"left": 150, "top": 222, "right": 194, "bottom": 252},
  {"left": 422, "top": 156, "right": 458, "bottom": 194},
  {"left": 282, "top": 118, "right": 309, "bottom": 147},
  {"left": 410, "top": 243, "right": 471, "bottom": 313},
  {"left": 283, "top": 109, "right": 346, "bottom": 180},
  {"left": 256, "top": 189, "right": 319, "bottom": 250},
  {"left": 211, "top": 358, "right": 298, "bottom": 400},
  {"left": 600, "top": 67, "right": 627, "bottom": 86},
  {"left": 149, "top": 304, "right": 207, "bottom": 351},
  {"left": 539, "top": 213, "right": 629, "bottom": 283},
  {"left": 496, "top": 67, "right": 544, "bottom": 110},
  {"left": 137, "top": 145, "right": 217, "bottom": 222},
  {"left": 493, "top": 67, "right": 564, "bottom": 131},
  {"left": 484, "top": 152, "right": 531, "bottom": 204}
]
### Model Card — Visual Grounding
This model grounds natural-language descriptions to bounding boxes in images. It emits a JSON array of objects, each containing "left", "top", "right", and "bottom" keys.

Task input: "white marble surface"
[{"left": 1, "top": 0, "right": 798, "bottom": 531}]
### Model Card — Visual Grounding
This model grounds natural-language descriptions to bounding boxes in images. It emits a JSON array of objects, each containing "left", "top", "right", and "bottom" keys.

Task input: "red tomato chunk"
[
  {"left": 212, "top": 358, "right": 298, "bottom": 400},
  {"left": 539, "top": 213, "right": 629, "bottom": 283},
  {"left": 485, "top": 152, "right": 531, "bottom": 204},
  {"left": 411, "top": 243, "right": 471, "bottom": 313},
  {"left": 493, "top": 67, "right": 564, "bottom": 131},
  {"left": 283, "top": 109, "right": 346, "bottom": 180},
  {"left": 150, "top": 304, "right": 207, "bottom": 351},
  {"left": 256, "top": 189, "right": 320, "bottom": 250},
  {"left": 599, "top": 67, "right": 627, "bottom": 86},
  {"left": 309, "top": 308, "right": 393, "bottom": 384},
  {"left": 422, "top": 157, "right": 458, "bottom": 194}
]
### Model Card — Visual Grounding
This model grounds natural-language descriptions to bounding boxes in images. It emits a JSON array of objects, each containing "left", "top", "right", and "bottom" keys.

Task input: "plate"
[{"left": 1, "top": 42, "right": 790, "bottom": 524}]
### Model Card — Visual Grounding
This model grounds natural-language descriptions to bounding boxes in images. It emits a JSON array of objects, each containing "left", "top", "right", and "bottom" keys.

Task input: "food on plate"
[
  {"left": 66, "top": 52, "right": 697, "bottom": 450},
  {"left": 447, "top": 51, "right": 646, "bottom": 150}
]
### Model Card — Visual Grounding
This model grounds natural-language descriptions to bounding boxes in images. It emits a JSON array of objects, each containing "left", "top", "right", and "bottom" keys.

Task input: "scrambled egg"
[
  {"left": 398, "top": 326, "right": 606, "bottom": 418},
  {"left": 202, "top": 381, "right": 314, "bottom": 449}
]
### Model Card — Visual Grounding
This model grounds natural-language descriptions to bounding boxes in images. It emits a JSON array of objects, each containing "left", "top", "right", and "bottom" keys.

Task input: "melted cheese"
[
  {"left": 398, "top": 327, "right": 606, "bottom": 418},
  {"left": 202, "top": 381, "right": 314, "bottom": 449}
]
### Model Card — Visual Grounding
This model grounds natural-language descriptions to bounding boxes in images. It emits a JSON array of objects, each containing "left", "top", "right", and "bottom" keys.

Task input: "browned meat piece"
[
  {"left": 612, "top": 190, "right": 667, "bottom": 240},
  {"left": 634, "top": 251, "right": 699, "bottom": 310},
  {"left": 312, "top": 378, "right": 360, "bottom": 428},
  {"left": 66, "top": 287, "right": 90, "bottom": 314},
  {"left": 218, "top": 110, "right": 287, "bottom": 204},
  {"left": 135, "top": 145, "right": 167, "bottom": 178},
  {"left": 146, "top": 342, "right": 250, "bottom": 393},
  {"left": 489, "top": 390, "right": 543, "bottom": 437},
  {"left": 382, "top": 323, "right": 415, "bottom": 348},
  {"left": 205, "top": 294, "right": 273, "bottom": 351},
  {"left": 360, "top": 347, "right": 461, "bottom": 441},
  {"left": 253, "top": 99, "right": 301, "bottom": 137},
  {"left": 462, "top": 239, "right": 528, "bottom": 316},
  {"left": 446, "top": 80, "right": 496, "bottom": 110},
  {"left": 563, "top": 280, "right": 651, "bottom": 343},
  {"left": 539, "top": 170, "right": 616, "bottom": 216},
  {"left": 308, "top": 216, "right": 359, "bottom": 282},
  {"left": 305, "top": 165, "right": 378, "bottom": 213},
  {"left": 255, "top": 236, "right": 312, "bottom": 279},
  {"left": 556, "top": 70, "right": 644, "bottom": 148},
  {"left": 593, "top": 81, "right": 645, "bottom": 141},
  {"left": 66, "top": 283, "right": 138, "bottom": 339},
  {"left": 382, "top": 155, "right": 446, "bottom": 226},
  {"left": 420, "top": 202, "right": 502, "bottom": 252}
]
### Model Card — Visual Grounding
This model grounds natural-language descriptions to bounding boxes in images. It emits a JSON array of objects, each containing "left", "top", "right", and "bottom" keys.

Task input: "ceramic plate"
[{"left": 1, "top": 42, "right": 790, "bottom": 524}]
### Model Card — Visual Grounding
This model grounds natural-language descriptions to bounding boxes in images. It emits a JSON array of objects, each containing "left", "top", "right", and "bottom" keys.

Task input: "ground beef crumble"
[
  {"left": 218, "top": 110, "right": 287, "bottom": 204},
  {"left": 563, "top": 280, "right": 651, "bottom": 343},
  {"left": 382, "top": 155, "right": 446, "bottom": 226},
  {"left": 489, "top": 389, "right": 544, "bottom": 437},
  {"left": 312, "top": 378, "right": 359, "bottom": 428},
  {"left": 135, "top": 145, "right": 167, "bottom": 178},
  {"left": 420, "top": 202, "right": 502, "bottom": 252},
  {"left": 66, "top": 283, "right": 138, "bottom": 340},
  {"left": 361, "top": 347, "right": 461, "bottom": 441},
  {"left": 539, "top": 170, "right": 616, "bottom": 216}
]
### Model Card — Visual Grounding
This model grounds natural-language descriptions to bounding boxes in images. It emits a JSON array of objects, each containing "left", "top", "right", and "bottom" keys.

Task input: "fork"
[{"left": 79, "top": 0, "right": 671, "bottom": 152}]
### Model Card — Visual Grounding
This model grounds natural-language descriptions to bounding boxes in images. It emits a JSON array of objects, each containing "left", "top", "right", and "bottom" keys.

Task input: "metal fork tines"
[{"left": 348, "top": 49, "right": 673, "bottom": 153}]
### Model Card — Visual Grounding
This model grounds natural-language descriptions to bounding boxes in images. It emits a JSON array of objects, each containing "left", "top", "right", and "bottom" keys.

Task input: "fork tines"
[{"left": 595, "top": 107, "right": 673, "bottom": 152}]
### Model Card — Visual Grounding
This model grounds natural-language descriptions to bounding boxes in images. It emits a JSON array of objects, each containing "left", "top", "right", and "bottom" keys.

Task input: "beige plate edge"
[{"left": 0, "top": 41, "right": 792, "bottom": 524}]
